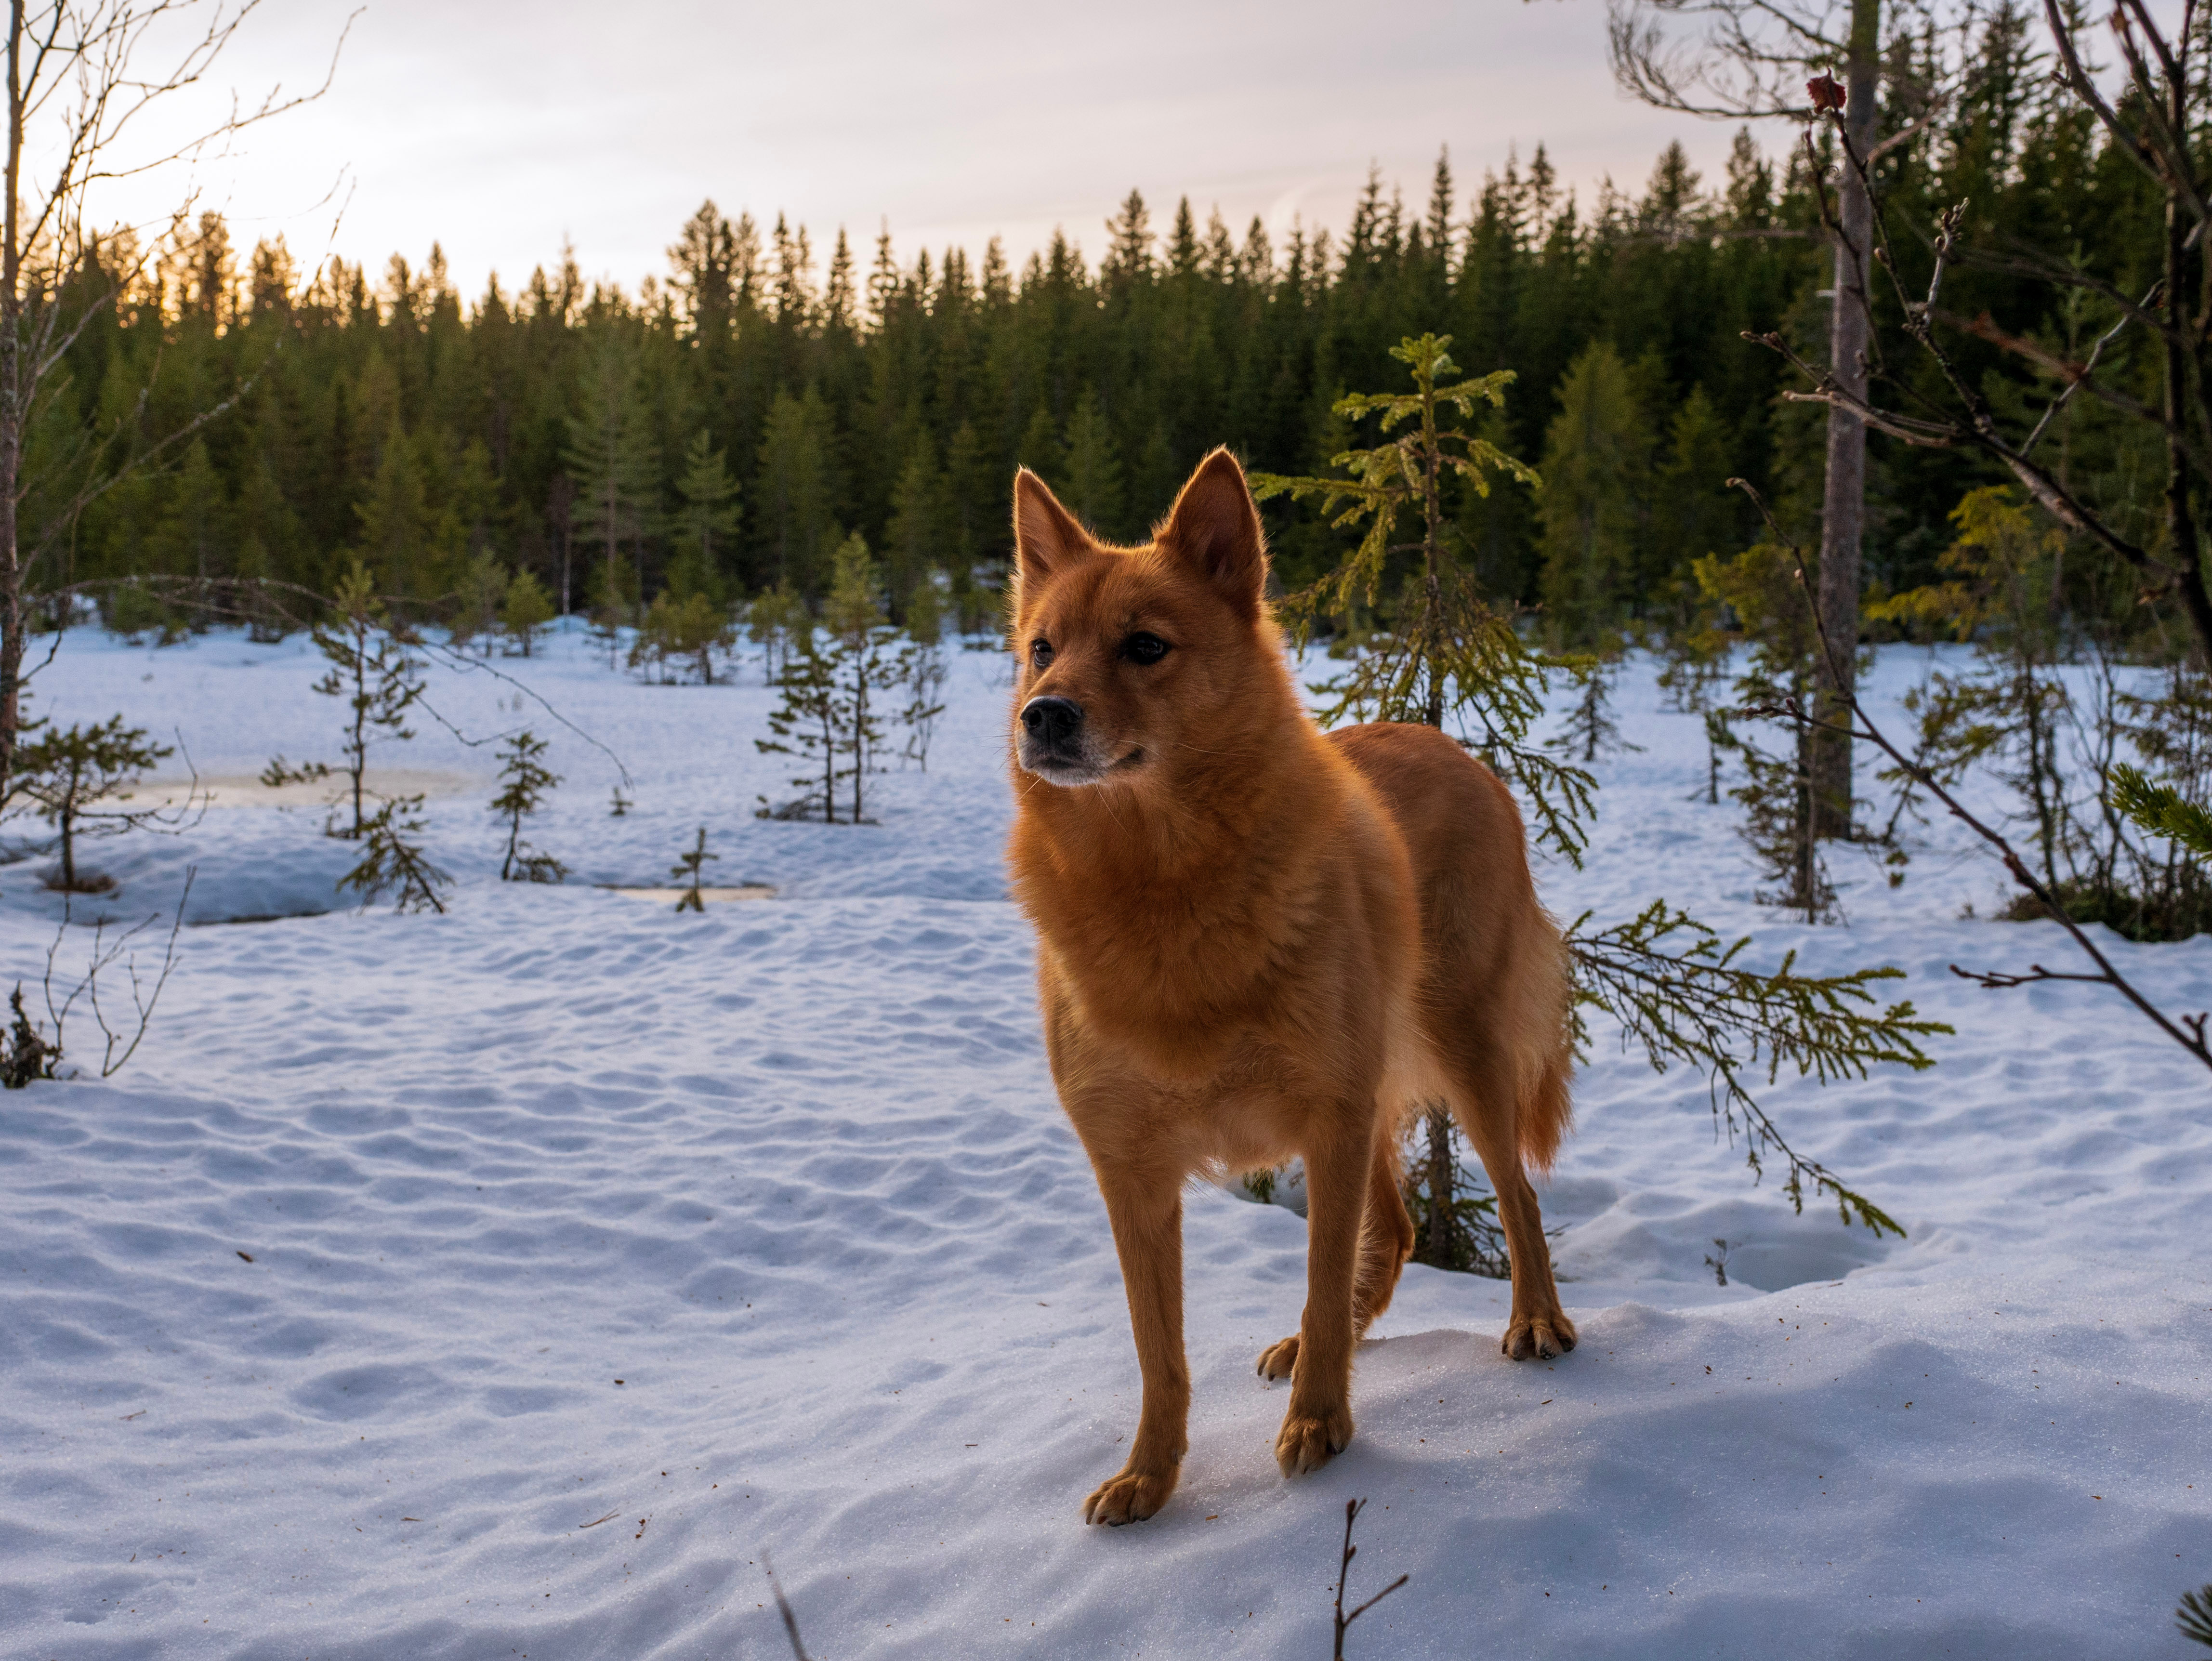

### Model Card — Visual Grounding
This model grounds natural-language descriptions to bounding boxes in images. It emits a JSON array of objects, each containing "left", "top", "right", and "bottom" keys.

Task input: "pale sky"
[{"left": 94, "top": 0, "right": 1766, "bottom": 301}]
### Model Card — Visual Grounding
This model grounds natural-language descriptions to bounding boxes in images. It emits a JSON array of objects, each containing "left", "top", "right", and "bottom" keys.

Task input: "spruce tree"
[
  {"left": 1061, "top": 388, "right": 1126, "bottom": 539},
  {"left": 1695, "top": 540, "right": 1835, "bottom": 921},
  {"left": 1551, "top": 639, "right": 1644, "bottom": 764},
  {"left": 153, "top": 438, "right": 229, "bottom": 624},
  {"left": 755, "top": 388, "right": 834, "bottom": 592},
  {"left": 490, "top": 730, "right": 566, "bottom": 883},
  {"left": 820, "top": 531, "right": 905, "bottom": 824},
  {"left": 747, "top": 580, "right": 807, "bottom": 683},
  {"left": 338, "top": 796, "right": 450, "bottom": 914},
  {"left": 13, "top": 718, "right": 175, "bottom": 892},
  {"left": 356, "top": 424, "right": 451, "bottom": 609},
  {"left": 667, "top": 428, "right": 741, "bottom": 605},
  {"left": 1260, "top": 333, "right": 1941, "bottom": 1243},
  {"left": 754, "top": 533, "right": 914, "bottom": 822},
  {"left": 1539, "top": 342, "right": 1650, "bottom": 642},
  {"left": 883, "top": 437, "right": 946, "bottom": 621},
  {"left": 455, "top": 551, "right": 509, "bottom": 654},
  {"left": 500, "top": 568, "right": 555, "bottom": 656},
  {"left": 671, "top": 826, "right": 717, "bottom": 912},
  {"left": 263, "top": 559, "right": 425, "bottom": 840},
  {"left": 631, "top": 589, "right": 732, "bottom": 684},
  {"left": 564, "top": 330, "right": 657, "bottom": 634}
]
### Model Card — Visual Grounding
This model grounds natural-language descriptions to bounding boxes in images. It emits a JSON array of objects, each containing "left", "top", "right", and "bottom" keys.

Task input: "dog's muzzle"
[{"left": 1019, "top": 696, "right": 1114, "bottom": 783}]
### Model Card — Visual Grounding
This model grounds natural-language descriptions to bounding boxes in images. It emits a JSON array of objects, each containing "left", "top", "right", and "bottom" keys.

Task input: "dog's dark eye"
[
  {"left": 1030, "top": 638, "right": 1054, "bottom": 668},
  {"left": 1123, "top": 632, "right": 1170, "bottom": 666}
]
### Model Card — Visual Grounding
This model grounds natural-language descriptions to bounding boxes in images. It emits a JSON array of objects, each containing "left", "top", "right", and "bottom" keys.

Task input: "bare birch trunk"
[
  {"left": 0, "top": 2, "right": 24, "bottom": 813},
  {"left": 1811, "top": 0, "right": 1880, "bottom": 841}
]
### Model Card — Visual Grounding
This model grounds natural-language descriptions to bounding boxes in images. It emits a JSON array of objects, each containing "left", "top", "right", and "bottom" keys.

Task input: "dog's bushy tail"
[{"left": 1513, "top": 921, "right": 1576, "bottom": 1175}]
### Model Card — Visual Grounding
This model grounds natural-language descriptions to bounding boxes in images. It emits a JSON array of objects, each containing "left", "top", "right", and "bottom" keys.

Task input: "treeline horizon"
[{"left": 38, "top": 6, "right": 2171, "bottom": 648}]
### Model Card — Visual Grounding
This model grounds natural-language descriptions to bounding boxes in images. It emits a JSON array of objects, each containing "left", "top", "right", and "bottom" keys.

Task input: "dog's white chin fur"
[
  {"left": 1018, "top": 747, "right": 1143, "bottom": 787},
  {"left": 1022, "top": 758, "right": 1112, "bottom": 787}
]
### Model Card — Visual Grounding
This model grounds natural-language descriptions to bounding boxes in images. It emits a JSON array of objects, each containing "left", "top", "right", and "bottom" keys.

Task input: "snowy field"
[{"left": 2, "top": 621, "right": 2209, "bottom": 1661}]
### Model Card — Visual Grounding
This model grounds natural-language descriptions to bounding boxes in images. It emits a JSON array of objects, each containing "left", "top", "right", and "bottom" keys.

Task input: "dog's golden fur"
[{"left": 1006, "top": 448, "right": 1575, "bottom": 1525}]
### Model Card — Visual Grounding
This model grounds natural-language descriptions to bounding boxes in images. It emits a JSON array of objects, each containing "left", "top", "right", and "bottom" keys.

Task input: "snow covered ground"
[{"left": 2, "top": 621, "right": 2209, "bottom": 1660}]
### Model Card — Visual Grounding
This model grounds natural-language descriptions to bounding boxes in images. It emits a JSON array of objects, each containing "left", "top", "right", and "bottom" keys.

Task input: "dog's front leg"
[
  {"left": 1082, "top": 1167, "right": 1188, "bottom": 1525},
  {"left": 1275, "top": 1119, "right": 1369, "bottom": 1476}
]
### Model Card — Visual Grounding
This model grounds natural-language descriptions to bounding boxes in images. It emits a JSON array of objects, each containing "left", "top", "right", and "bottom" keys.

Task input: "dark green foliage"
[
  {"left": 2178, "top": 1583, "right": 2212, "bottom": 1649},
  {"left": 1697, "top": 537, "right": 1838, "bottom": 917},
  {"left": 1402, "top": 1110, "right": 1512, "bottom": 1278},
  {"left": 29, "top": 45, "right": 2200, "bottom": 671},
  {"left": 337, "top": 796, "right": 450, "bottom": 914},
  {"left": 2, "top": 985, "right": 58, "bottom": 1088},
  {"left": 665, "top": 429, "right": 742, "bottom": 607},
  {"left": 265, "top": 559, "right": 424, "bottom": 840},
  {"left": 672, "top": 826, "right": 717, "bottom": 913},
  {"left": 490, "top": 730, "right": 566, "bottom": 883},
  {"left": 1566, "top": 903, "right": 1947, "bottom": 1233},
  {"left": 1552, "top": 642, "right": 1644, "bottom": 765},
  {"left": 754, "top": 535, "right": 920, "bottom": 823},
  {"left": 1263, "top": 335, "right": 1945, "bottom": 1238},
  {"left": 2111, "top": 765, "right": 2212, "bottom": 861},
  {"left": 755, "top": 630, "right": 843, "bottom": 822},
  {"left": 501, "top": 568, "right": 554, "bottom": 655},
  {"left": 1251, "top": 333, "right": 1594, "bottom": 865},
  {"left": 13, "top": 717, "right": 174, "bottom": 892}
]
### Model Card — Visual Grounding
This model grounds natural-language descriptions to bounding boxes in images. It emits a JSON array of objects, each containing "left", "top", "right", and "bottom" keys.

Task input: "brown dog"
[{"left": 1006, "top": 448, "right": 1576, "bottom": 1525}]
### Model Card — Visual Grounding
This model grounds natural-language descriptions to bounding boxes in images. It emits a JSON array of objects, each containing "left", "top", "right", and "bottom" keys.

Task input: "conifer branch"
[{"left": 1566, "top": 903, "right": 1938, "bottom": 1235}]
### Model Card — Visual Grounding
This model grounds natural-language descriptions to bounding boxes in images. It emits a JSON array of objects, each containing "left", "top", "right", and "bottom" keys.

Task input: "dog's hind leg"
[
  {"left": 1448, "top": 1043, "right": 1577, "bottom": 1361},
  {"left": 1081, "top": 1166, "right": 1189, "bottom": 1525},
  {"left": 1256, "top": 1126, "right": 1414, "bottom": 1384}
]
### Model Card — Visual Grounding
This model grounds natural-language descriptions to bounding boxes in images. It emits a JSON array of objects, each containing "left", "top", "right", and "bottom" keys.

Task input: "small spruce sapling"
[
  {"left": 747, "top": 580, "right": 806, "bottom": 682},
  {"left": 1257, "top": 338, "right": 1943, "bottom": 1234},
  {"left": 1696, "top": 540, "right": 1837, "bottom": 922},
  {"left": 821, "top": 534, "right": 912, "bottom": 823},
  {"left": 13, "top": 717, "right": 175, "bottom": 892},
  {"left": 2, "top": 984, "right": 57, "bottom": 1086},
  {"left": 500, "top": 568, "right": 555, "bottom": 656},
  {"left": 1400, "top": 1110, "right": 1513, "bottom": 1276},
  {"left": 756, "top": 629, "right": 842, "bottom": 819},
  {"left": 901, "top": 574, "right": 949, "bottom": 770},
  {"left": 455, "top": 552, "right": 509, "bottom": 655},
  {"left": 672, "top": 826, "right": 717, "bottom": 912},
  {"left": 631, "top": 589, "right": 733, "bottom": 685},
  {"left": 490, "top": 730, "right": 567, "bottom": 883},
  {"left": 1550, "top": 634, "right": 1644, "bottom": 764},
  {"left": 264, "top": 560, "right": 425, "bottom": 840},
  {"left": 756, "top": 536, "right": 915, "bottom": 822},
  {"left": 338, "top": 795, "right": 450, "bottom": 914}
]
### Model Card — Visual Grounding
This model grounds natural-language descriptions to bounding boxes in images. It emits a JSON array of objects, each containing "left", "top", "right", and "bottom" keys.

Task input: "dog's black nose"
[{"left": 1021, "top": 696, "right": 1083, "bottom": 747}]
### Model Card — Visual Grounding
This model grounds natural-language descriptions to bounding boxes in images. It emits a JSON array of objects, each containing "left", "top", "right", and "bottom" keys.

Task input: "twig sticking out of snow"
[
  {"left": 1332, "top": 1498, "right": 1408, "bottom": 1660},
  {"left": 30, "top": 866, "right": 196, "bottom": 1081},
  {"left": 761, "top": 1550, "right": 815, "bottom": 1661}
]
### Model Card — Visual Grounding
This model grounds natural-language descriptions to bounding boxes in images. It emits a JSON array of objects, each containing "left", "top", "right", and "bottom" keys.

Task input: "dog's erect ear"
[
  {"left": 1156, "top": 448, "right": 1266, "bottom": 618},
  {"left": 1012, "top": 468, "right": 1087, "bottom": 595}
]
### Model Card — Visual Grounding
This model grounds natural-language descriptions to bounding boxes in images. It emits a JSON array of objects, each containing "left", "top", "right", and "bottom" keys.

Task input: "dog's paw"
[
  {"left": 1274, "top": 1403, "right": 1353, "bottom": 1476},
  {"left": 1256, "top": 1333, "right": 1300, "bottom": 1381},
  {"left": 1081, "top": 1465, "right": 1177, "bottom": 1526},
  {"left": 1502, "top": 1310, "right": 1578, "bottom": 1361}
]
